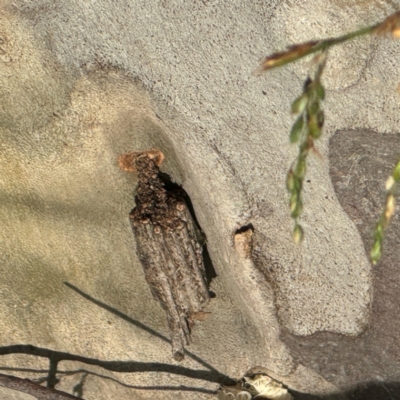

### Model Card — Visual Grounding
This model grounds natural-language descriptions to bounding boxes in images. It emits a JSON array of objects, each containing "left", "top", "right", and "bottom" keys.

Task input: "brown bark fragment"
[
  {"left": 0, "top": 373, "right": 80, "bottom": 400},
  {"left": 121, "top": 149, "right": 210, "bottom": 360}
]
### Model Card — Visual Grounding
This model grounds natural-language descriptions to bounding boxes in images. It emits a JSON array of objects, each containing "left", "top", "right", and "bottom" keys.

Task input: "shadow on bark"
[
  {"left": 0, "top": 282, "right": 234, "bottom": 399},
  {"left": 0, "top": 370, "right": 218, "bottom": 399},
  {"left": 291, "top": 380, "right": 400, "bottom": 399},
  {"left": 1, "top": 370, "right": 400, "bottom": 400},
  {"left": 0, "top": 343, "right": 231, "bottom": 384},
  {"left": 3, "top": 283, "right": 398, "bottom": 399},
  {"left": 63, "top": 282, "right": 225, "bottom": 376}
]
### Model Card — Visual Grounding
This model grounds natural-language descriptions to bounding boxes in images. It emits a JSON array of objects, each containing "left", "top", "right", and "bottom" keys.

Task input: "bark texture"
[{"left": 124, "top": 150, "right": 210, "bottom": 360}]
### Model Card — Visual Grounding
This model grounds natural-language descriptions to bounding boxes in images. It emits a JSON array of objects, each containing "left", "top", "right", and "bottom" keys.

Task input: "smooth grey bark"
[{"left": 1, "top": 0, "right": 399, "bottom": 398}]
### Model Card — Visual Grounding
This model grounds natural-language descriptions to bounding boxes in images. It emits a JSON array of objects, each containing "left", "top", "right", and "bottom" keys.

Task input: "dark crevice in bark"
[
  {"left": 158, "top": 171, "right": 217, "bottom": 287},
  {"left": 234, "top": 224, "right": 254, "bottom": 235}
]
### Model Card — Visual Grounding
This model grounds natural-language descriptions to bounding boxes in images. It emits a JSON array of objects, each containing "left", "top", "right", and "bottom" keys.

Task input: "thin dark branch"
[{"left": 0, "top": 373, "right": 81, "bottom": 400}]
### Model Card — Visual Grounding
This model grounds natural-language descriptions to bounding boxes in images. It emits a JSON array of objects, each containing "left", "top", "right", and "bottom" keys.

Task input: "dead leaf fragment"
[{"left": 118, "top": 148, "right": 165, "bottom": 171}]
